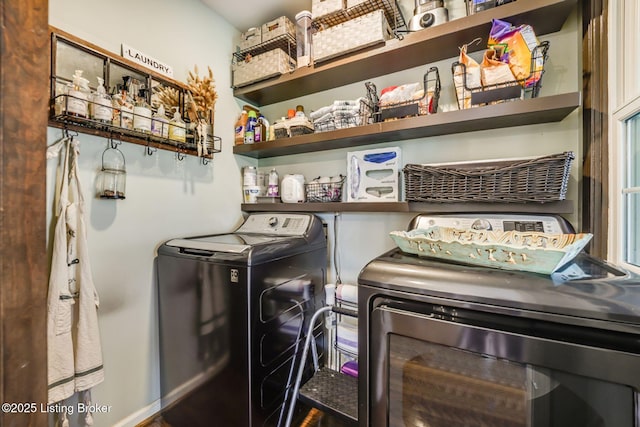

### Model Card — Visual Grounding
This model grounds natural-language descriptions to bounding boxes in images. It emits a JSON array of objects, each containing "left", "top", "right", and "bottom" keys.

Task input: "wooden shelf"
[
  {"left": 233, "top": 0, "right": 578, "bottom": 106},
  {"left": 241, "top": 200, "right": 574, "bottom": 214},
  {"left": 233, "top": 92, "right": 581, "bottom": 159}
]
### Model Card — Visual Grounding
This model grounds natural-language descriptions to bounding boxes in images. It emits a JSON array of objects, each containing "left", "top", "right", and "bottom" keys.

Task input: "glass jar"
[{"left": 98, "top": 145, "right": 126, "bottom": 199}]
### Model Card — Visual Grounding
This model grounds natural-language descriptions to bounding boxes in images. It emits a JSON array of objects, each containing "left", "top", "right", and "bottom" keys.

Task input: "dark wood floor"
[{"left": 138, "top": 376, "right": 354, "bottom": 427}]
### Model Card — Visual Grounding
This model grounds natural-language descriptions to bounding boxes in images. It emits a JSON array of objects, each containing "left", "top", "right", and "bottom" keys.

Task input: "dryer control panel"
[
  {"left": 409, "top": 213, "right": 574, "bottom": 234},
  {"left": 237, "top": 213, "right": 313, "bottom": 236}
]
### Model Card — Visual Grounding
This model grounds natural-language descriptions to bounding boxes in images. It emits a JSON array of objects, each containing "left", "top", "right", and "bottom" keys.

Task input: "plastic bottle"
[
  {"left": 255, "top": 114, "right": 269, "bottom": 142},
  {"left": 260, "top": 116, "right": 270, "bottom": 142},
  {"left": 133, "top": 88, "right": 152, "bottom": 133},
  {"left": 267, "top": 168, "right": 279, "bottom": 197},
  {"left": 90, "top": 77, "right": 112, "bottom": 123},
  {"left": 168, "top": 107, "right": 186, "bottom": 142},
  {"left": 244, "top": 110, "right": 258, "bottom": 144},
  {"left": 151, "top": 104, "right": 169, "bottom": 138},
  {"left": 234, "top": 110, "right": 248, "bottom": 145}
]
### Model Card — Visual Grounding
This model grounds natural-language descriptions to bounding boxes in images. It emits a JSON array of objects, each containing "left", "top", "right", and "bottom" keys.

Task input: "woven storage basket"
[
  {"left": 312, "top": 0, "right": 345, "bottom": 18},
  {"left": 404, "top": 152, "right": 574, "bottom": 203},
  {"left": 313, "top": 9, "right": 391, "bottom": 63},
  {"left": 232, "top": 49, "right": 295, "bottom": 88},
  {"left": 261, "top": 16, "right": 295, "bottom": 43}
]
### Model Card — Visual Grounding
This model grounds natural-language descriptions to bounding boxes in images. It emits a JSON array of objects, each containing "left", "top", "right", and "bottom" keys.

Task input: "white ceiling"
[{"left": 200, "top": 0, "right": 313, "bottom": 31}]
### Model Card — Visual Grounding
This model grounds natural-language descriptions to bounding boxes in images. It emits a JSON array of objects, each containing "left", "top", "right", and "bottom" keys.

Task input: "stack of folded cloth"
[
  {"left": 310, "top": 98, "right": 365, "bottom": 132},
  {"left": 335, "top": 284, "right": 358, "bottom": 357}
]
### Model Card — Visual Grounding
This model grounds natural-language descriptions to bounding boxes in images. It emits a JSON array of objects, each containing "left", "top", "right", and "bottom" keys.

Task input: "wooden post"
[{"left": 0, "top": 0, "right": 49, "bottom": 426}]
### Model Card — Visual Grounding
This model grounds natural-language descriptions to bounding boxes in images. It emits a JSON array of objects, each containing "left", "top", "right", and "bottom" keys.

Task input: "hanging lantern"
[{"left": 98, "top": 144, "right": 126, "bottom": 199}]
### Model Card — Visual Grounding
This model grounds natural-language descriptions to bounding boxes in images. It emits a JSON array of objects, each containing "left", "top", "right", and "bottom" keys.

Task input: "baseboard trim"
[{"left": 112, "top": 400, "right": 162, "bottom": 427}]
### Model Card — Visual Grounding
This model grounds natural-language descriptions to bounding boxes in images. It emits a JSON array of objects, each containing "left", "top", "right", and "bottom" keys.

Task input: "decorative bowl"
[{"left": 390, "top": 226, "right": 593, "bottom": 275}]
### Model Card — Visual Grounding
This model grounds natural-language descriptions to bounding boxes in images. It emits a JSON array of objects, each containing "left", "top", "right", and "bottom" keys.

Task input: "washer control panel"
[
  {"left": 236, "top": 213, "right": 312, "bottom": 236},
  {"left": 410, "top": 213, "right": 574, "bottom": 234}
]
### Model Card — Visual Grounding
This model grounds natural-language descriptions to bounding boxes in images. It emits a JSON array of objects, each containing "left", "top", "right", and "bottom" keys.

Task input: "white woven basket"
[
  {"left": 312, "top": 0, "right": 345, "bottom": 18},
  {"left": 313, "top": 10, "right": 391, "bottom": 63},
  {"left": 233, "top": 49, "right": 296, "bottom": 87},
  {"left": 261, "top": 16, "right": 295, "bottom": 43},
  {"left": 238, "top": 27, "right": 262, "bottom": 51}
]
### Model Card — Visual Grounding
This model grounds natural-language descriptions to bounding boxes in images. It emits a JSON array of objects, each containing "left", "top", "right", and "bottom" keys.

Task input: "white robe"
[{"left": 47, "top": 137, "right": 104, "bottom": 405}]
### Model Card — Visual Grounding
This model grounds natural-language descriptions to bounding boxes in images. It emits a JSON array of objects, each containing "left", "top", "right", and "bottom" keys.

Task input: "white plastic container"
[
  {"left": 243, "top": 186, "right": 260, "bottom": 203},
  {"left": 295, "top": 10, "right": 313, "bottom": 68},
  {"left": 281, "top": 174, "right": 306, "bottom": 203}
]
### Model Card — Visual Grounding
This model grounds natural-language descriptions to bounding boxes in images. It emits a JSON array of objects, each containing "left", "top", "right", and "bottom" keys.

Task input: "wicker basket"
[{"left": 404, "top": 152, "right": 574, "bottom": 203}]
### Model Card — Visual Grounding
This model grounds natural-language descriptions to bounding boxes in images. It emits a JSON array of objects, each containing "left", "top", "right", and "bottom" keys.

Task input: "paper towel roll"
[{"left": 336, "top": 284, "right": 358, "bottom": 304}]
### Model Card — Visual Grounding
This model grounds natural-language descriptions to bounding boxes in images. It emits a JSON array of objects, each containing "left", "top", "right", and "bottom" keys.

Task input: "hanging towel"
[{"left": 47, "top": 137, "right": 104, "bottom": 407}]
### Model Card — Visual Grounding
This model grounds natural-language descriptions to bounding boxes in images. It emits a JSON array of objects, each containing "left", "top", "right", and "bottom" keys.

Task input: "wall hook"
[
  {"left": 63, "top": 128, "right": 78, "bottom": 139},
  {"left": 201, "top": 156, "right": 210, "bottom": 166},
  {"left": 146, "top": 143, "right": 157, "bottom": 156},
  {"left": 176, "top": 150, "right": 185, "bottom": 161},
  {"left": 109, "top": 137, "right": 122, "bottom": 149}
]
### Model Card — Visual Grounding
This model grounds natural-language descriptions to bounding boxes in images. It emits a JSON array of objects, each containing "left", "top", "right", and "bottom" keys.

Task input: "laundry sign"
[{"left": 121, "top": 44, "right": 174, "bottom": 78}]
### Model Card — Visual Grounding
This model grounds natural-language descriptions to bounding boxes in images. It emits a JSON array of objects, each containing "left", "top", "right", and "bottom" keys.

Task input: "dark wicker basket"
[{"left": 404, "top": 151, "right": 574, "bottom": 203}]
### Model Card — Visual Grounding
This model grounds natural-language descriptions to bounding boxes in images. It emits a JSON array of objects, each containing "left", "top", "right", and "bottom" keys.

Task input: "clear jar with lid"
[{"left": 295, "top": 10, "right": 313, "bottom": 68}]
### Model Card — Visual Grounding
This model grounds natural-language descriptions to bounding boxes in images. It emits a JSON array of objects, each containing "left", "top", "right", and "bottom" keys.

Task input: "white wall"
[{"left": 47, "top": 0, "right": 247, "bottom": 425}]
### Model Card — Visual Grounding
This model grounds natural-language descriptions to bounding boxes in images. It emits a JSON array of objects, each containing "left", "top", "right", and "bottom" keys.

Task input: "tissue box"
[
  {"left": 347, "top": 147, "right": 401, "bottom": 202},
  {"left": 313, "top": 9, "right": 392, "bottom": 63},
  {"left": 238, "top": 27, "right": 262, "bottom": 51},
  {"left": 262, "top": 16, "right": 295, "bottom": 43},
  {"left": 312, "top": 0, "right": 345, "bottom": 18}
]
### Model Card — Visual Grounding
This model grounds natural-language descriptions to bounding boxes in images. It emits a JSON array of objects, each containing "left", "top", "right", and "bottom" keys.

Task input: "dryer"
[
  {"left": 156, "top": 213, "right": 326, "bottom": 427},
  {"left": 358, "top": 213, "right": 640, "bottom": 427}
]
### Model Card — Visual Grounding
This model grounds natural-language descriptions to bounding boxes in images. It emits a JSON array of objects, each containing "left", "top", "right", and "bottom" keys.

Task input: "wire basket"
[
  {"left": 452, "top": 41, "right": 550, "bottom": 109},
  {"left": 403, "top": 151, "right": 574, "bottom": 203},
  {"left": 367, "top": 66, "right": 441, "bottom": 122},
  {"left": 313, "top": 97, "right": 375, "bottom": 133},
  {"left": 305, "top": 176, "right": 345, "bottom": 202}
]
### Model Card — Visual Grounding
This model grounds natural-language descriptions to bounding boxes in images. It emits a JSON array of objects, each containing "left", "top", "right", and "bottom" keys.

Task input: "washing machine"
[{"left": 156, "top": 213, "right": 327, "bottom": 427}]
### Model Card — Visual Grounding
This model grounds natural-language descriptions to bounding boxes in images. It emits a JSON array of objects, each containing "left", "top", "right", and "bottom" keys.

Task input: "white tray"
[{"left": 390, "top": 226, "right": 593, "bottom": 275}]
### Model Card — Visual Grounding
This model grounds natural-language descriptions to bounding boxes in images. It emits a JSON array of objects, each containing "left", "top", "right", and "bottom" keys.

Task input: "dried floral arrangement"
[
  {"left": 153, "top": 86, "right": 180, "bottom": 115},
  {"left": 186, "top": 65, "right": 218, "bottom": 125},
  {"left": 151, "top": 65, "right": 218, "bottom": 126}
]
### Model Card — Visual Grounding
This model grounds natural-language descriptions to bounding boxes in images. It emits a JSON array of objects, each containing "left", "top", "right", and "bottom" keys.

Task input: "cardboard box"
[
  {"left": 238, "top": 27, "right": 262, "bottom": 51},
  {"left": 347, "top": 147, "right": 401, "bottom": 202}
]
